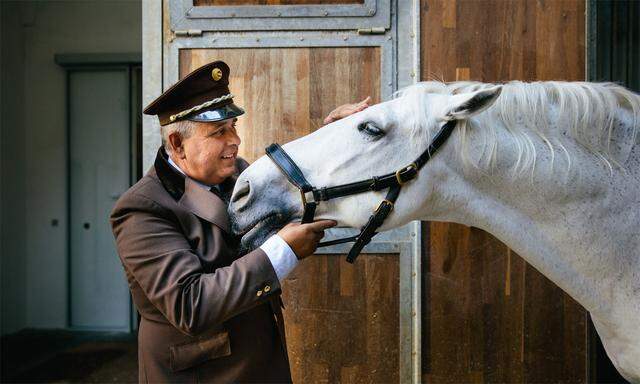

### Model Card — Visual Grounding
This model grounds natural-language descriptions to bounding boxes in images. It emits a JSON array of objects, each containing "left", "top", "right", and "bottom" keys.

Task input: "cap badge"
[{"left": 211, "top": 67, "right": 223, "bottom": 81}]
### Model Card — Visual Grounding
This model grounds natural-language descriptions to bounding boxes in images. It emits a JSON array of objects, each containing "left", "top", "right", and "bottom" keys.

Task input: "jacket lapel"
[
  {"left": 154, "top": 146, "right": 231, "bottom": 233},
  {"left": 179, "top": 177, "right": 230, "bottom": 233}
]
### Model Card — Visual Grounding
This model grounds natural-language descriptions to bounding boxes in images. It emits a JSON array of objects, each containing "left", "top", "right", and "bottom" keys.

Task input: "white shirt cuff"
[{"left": 260, "top": 234, "right": 299, "bottom": 281}]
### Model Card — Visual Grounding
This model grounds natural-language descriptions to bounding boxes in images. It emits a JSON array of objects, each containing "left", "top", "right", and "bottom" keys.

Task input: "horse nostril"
[{"left": 231, "top": 180, "right": 250, "bottom": 204}]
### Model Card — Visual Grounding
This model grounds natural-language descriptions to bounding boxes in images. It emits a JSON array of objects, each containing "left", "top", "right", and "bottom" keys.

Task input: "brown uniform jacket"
[{"left": 110, "top": 148, "right": 292, "bottom": 383}]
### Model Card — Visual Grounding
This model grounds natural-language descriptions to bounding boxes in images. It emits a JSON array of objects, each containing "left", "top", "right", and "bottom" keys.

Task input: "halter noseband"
[{"left": 265, "top": 120, "right": 457, "bottom": 263}]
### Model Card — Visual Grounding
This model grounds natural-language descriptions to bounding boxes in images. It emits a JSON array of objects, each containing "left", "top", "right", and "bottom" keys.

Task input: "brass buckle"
[
  {"left": 375, "top": 199, "right": 395, "bottom": 213},
  {"left": 395, "top": 163, "right": 418, "bottom": 185},
  {"left": 300, "top": 190, "right": 316, "bottom": 205}
]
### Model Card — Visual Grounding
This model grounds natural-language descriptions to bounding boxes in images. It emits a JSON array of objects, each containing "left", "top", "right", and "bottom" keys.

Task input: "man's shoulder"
[{"left": 111, "top": 171, "right": 176, "bottom": 218}]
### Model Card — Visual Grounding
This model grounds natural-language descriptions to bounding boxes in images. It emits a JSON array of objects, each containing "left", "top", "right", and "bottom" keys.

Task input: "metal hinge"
[
  {"left": 173, "top": 29, "right": 203, "bottom": 37},
  {"left": 357, "top": 27, "right": 386, "bottom": 35}
]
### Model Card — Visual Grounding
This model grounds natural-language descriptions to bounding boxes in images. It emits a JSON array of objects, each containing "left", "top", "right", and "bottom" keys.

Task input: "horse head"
[{"left": 228, "top": 84, "right": 502, "bottom": 250}]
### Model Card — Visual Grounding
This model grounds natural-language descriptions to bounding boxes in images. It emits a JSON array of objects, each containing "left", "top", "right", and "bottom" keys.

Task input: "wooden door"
[
  {"left": 420, "top": 1, "right": 589, "bottom": 382},
  {"left": 153, "top": 1, "right": 422, "bottom": 382},
  {"left": 180, "top": 45, "right": 401, "bottom": 384}
]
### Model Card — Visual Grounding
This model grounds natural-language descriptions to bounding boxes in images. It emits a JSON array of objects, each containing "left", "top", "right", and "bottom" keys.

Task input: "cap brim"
[{"left": 187, "top": 103, "right": 245, "bottom": 123}]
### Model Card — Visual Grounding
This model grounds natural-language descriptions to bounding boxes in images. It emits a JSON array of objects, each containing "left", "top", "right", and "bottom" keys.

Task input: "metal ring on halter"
[
  {"left": 375, "top": 199, "right": 395, "bottom": 213},
  {"left": 300, "top": 190, "right": 316, "bottom": 205},
  {"left": 395, "top": 163, "right": 418, "bottom": 185}
]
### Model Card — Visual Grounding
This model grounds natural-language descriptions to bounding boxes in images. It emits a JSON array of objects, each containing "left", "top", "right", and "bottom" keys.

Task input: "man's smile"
[{"left": 221, "top": 150, "right": 237, "bottom": 161}]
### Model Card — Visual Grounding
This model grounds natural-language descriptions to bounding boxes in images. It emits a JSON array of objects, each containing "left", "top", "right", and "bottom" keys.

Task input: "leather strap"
[
  {"left": 346, "top": 184, "right": 400, "bottom": 263},
  {"left": 266, "top": 144, "right": 319, "bottom": 224},
  {"left": 300, "top": 200, "right": 316, "bottom": 224},
  {"left": 266, "top": 144, "right": 314, "bottom": 193},
  {"left": 313, "top": 166, "right": 417, "bottom": 201},
  {"left": 414, "top": 119, "right": 457, "bottom": 169}
]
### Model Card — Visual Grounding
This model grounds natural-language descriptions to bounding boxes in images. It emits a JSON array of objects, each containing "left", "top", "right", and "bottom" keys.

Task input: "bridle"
[{"left": 265, "top": 119, "right": 457, "bottom": 263}]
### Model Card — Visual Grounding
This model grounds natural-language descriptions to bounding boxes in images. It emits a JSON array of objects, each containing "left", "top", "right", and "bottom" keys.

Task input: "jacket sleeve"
[{"left": 110, "top": 192, "right": 280, "bottom": 337}]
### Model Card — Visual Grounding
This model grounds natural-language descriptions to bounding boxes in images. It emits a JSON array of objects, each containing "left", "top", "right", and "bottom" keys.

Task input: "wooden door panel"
[
  {"left": 180, "top": 47, "right": 380, "bottom": 162},
  {"left": 180, "top": 47, "right": 397, "bottom": 383},
  {"left": 420, "top": 1, "right": 587, "bottom": 382},
  {"left": 282, "top": 254, "right": 399, "bottom": 384}
]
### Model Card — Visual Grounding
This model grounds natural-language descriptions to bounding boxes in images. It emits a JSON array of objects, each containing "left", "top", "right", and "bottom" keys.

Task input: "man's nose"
[{"left": 227, "top": 128, "right": 241, "bottom": 146}]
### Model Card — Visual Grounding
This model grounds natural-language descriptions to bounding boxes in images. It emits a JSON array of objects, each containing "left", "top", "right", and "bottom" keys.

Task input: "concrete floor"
[{"left": 1, "top": 329, "right": 137, "bottom": 383}]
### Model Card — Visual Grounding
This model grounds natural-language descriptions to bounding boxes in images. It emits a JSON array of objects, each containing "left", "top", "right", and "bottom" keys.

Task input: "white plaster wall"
[{"left": 1, "top": 0, "right": 141, "bottom": 333}]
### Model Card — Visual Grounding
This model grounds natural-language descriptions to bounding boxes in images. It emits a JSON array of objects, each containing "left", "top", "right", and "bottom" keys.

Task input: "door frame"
[
  {"left": 57, "top": 54, "right": 142, "bottom": 332},
  {"left": 170, "top": 0, "right": 391, "bottom": 31}
]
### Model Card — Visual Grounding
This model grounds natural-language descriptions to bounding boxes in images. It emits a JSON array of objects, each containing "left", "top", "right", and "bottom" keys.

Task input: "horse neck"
[{"left": 415, "top": 117, "right": 640, "bottom": 323}]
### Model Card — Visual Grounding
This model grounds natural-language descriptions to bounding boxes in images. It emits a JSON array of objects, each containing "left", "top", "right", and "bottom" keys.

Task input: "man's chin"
[{"left": 215, "top": 169, "right": 236, "bottom": 183}]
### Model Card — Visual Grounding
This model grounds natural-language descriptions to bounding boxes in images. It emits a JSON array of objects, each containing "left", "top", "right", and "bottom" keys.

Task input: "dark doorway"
[{"left": 588, "top": 1, "right": 639, "bottom": 382}]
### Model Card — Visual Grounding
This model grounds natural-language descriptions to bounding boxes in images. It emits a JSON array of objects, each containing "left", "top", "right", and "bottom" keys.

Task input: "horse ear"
[{"left": 442, "top": 85, "right": 502, "bottom": 121}]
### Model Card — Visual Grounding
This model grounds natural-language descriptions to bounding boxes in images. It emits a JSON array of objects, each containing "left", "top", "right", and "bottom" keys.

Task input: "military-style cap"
[{"left": 143, "top": 60, "right": 244, "bottom": 126}]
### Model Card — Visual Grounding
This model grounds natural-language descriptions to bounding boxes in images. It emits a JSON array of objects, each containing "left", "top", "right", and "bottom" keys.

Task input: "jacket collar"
[{"left": 154, "top": 147, "right": 230, "bottom": 232}]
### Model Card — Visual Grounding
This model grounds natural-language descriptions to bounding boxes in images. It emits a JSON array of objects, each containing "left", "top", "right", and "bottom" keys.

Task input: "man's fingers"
[
  {"left": 324, "top": 97, "right": 371, "bottom": 125},
  {"left": 358, "top": 96, "right": 372, "bottom": 106},
  {"left": 305, "top": 220, "right": 337, "bottom": 232},
  {"left": 343, "top": 107, "right": 359, "bottom": 115}
]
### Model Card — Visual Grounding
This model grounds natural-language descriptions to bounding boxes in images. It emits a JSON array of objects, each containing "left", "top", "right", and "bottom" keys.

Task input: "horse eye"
[{"left": 358, "top": 122, "right": 384, "bottom": 137}]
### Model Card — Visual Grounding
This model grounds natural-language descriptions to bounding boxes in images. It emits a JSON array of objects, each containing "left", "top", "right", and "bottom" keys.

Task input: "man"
[{"left": 110, "top": 61, "right": 369, "bottom": 383}]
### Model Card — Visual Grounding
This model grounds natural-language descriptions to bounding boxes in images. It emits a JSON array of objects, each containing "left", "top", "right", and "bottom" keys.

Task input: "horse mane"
[{"left": 396, "top": 80, "right": 640, "bottom": 175}]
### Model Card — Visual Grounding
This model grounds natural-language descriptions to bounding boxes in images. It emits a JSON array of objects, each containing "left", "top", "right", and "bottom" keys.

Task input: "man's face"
[{"left": 175, "top": 118, "right": 241, "bottom": 185}]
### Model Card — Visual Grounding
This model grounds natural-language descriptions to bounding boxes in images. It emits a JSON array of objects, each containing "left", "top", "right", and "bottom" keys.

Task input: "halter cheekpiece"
[{"left": 266, "top": 119, "right": 457, "bottom": 263}]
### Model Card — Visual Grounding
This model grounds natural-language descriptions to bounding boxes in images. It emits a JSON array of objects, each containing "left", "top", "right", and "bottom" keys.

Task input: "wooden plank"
[
  {"left": 281, "top": 254, "right": 400, "bottom": 384},
  {"left": 441, "top": 0, "right": 456, "bottom": 29},
  {"left": 420, "top": 1, "right": 587, "bottom": 382},
  {"left": 535, "top": 0, "right": 585, "bottom": 81},
  {"left": 180, "top": 47, "right": 393, "bottom": 383}
]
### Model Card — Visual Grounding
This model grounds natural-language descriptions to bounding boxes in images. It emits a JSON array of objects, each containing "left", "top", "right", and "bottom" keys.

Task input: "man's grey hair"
[{"left": 161, "top": 120, "right": 196, "bottom": 154}]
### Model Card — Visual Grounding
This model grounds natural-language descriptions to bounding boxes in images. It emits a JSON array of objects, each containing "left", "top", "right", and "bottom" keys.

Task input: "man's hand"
[
  {"left": 323, "top": 96, "right": 372, "bottom": 125},
  {"left": 277, "top": 220, "right": 337, "bottom": 260}
]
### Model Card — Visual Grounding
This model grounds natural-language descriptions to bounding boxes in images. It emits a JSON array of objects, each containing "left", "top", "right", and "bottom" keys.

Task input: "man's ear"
[
  {"left": 441, "top": 85, "right": 502, "bottom": 121},
  {"left": 167, "top": 131, "right": 185, "bottom": 158}
]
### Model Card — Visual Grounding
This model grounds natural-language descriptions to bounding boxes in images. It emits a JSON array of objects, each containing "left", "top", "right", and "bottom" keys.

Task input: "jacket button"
[
  {"left": 264, "top": 285, "right": 271, "bottom": 293},
  {"left": 256, "top": 290, "right": 263, "bottom": 297}
]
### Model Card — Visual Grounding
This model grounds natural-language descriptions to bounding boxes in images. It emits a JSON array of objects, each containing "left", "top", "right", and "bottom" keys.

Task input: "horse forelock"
[{"left": 394, "top": 80, "right": 640, "bottom": 177}]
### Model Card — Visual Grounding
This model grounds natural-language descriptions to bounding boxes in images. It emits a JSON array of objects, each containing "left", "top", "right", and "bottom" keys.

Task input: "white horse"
[{"left": 228, "top": 80, "right": 640, "bottom": 382}]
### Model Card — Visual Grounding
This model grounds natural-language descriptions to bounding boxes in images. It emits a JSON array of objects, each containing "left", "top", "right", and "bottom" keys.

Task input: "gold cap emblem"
[{"left": 211, "top": 67, "right": 223, "bottom": 81}]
